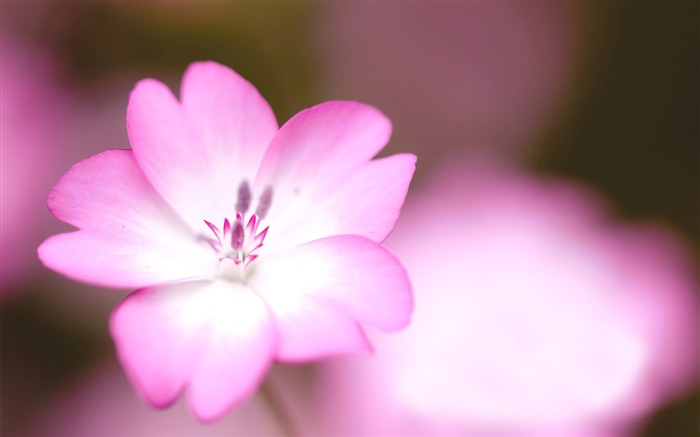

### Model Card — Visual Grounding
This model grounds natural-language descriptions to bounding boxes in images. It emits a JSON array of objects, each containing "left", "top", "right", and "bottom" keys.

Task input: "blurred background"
[{"left": 1, "top": 2, "right": 697, "bottom": 436}]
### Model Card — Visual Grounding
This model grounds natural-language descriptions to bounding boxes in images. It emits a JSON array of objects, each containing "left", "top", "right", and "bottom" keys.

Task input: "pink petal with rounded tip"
[
  {"left": 264, "top": 153, "right": 416, "bottom": 253},
  {"left": 38, "top": 150, "right": 216, "bottom": 288},
  {"left": 256, "top": 101, "right": 392, "bottom": 190},
  {"left": 251, "top": 235, "right": 413, "bottom": 361},
  {"left": 127, "top": 61, "right": 278, "bottom": 233},
  {"left": 110, "top": 280, "right": 277, "bottom": 422},
  {"left": 254, "top": 102, "right": 398, "bottom": 244}
]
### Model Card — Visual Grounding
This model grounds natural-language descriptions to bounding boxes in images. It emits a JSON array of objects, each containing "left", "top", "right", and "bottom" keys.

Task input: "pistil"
[{"left": 202, "top": 181, "right": 273, "bottom": 270}]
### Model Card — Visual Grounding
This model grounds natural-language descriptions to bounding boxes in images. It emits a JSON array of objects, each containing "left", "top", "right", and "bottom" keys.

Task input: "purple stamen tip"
[
  {"left": 256, "top": 186, "right": 273, "bottom": 220},
  {"left": 235, "top": 180, "right": 252, "bottom": 214}
]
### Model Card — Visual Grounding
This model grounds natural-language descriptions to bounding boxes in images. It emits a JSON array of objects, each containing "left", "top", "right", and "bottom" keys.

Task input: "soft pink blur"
[
  {"left": 0, "top": 35, "right": 136, "bottom": 303},
  {"left": 316, "top": 160, "right": 699, "bottom": 437},
  {"left": 25, "top": 361, "right": 314, "bottom": 437},
  {"left": 0, "top": 38, "right": 71, "bottom": 293},
  {"left": 317, "top": 3, "right": 581, "bottom": 162}
]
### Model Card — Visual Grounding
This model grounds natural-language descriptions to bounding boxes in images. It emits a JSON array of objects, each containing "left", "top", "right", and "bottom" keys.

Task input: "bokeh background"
[{"left": 1, "top": 2, "right": 698, "bottom": 436}]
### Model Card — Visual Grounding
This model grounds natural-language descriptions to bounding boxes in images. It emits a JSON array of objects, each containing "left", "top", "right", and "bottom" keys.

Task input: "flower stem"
[{"left": 260, "top": 376, "right": 299, "bottom": 437}]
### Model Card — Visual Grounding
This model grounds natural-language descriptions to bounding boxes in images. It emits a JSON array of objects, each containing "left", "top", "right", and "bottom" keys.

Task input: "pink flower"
[
  {"left": 316, "top": 162, "right": 698, "bottom": 436},
  {"left": 38, "top": 61, "right": 415, "bottom": 421},
  {"left": 1, "top": 37, "right": 71, "bottom": 294}
]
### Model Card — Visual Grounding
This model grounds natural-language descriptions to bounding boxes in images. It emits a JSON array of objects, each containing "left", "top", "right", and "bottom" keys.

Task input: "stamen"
[
  {"left": 246, "top": 215, "right": 258, "bottom": 235},
  {"left": 254, "top": 226, "right": 269, "bottom": 245},
  {"left": 244, "top": 254, "right": 258, "bottom": 267},
  {"left": 223, "top": 218, "right": 232, "bottom": 243},
  {"left": 204, "top": 207, "right": 271, "bottom": 273},
  {"left": 235, "top": 180, "right": 252, "bottom": 214},
  {"left": 231, "top": 220, "right": 245, "bottom": 252},
  {"left": 204, "top": 220, "right": 221, "bottom": 241},
  {"left": 256, "top": 186, "right": 273, "bottom": 220},
  {"left": 203, "top": 238, "right": 222, "bottom": 254}
]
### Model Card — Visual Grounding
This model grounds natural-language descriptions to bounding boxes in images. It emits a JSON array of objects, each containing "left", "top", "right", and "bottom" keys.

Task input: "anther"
[
  {"left": 235, "top": 180, "right": 252, "bottom": 214},
  {"left": 256, "top": 186, "right": 273, "bottom": 220}
]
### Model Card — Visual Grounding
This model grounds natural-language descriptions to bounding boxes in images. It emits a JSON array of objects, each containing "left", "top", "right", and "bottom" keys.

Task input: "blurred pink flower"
[
  {"left": 317, "top": 3, "right": 581, "bottom": 161},
  {"left": 317, "top": 161, "right": 699, "bottom": 437},
  {"left": 38, "top": 61, "right": 415, "bottom": 421},
  {"left": 0, "top": 38, "right": 71, "bottom": 294}
]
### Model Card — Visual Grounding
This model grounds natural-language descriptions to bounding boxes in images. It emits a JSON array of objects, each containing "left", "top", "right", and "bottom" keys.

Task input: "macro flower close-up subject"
[
  {"left": 37, "top": 61, "right": 415, "bottom": 421},
  {"left": 3, "top": 3, "right": 696, "bottom": 436}
]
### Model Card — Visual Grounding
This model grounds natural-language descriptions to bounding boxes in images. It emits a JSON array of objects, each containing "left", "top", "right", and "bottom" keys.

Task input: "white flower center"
[{"left": 202, "top": 181, "right": 272, "bottom": 282}]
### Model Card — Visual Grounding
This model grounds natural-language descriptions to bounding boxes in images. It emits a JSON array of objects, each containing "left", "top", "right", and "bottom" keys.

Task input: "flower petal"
[
  {"left": 250, "top": 235, "right": 413, "bottom": 360},
  {"left": 38, "top": 150, "right": 216, "bottom": 288},
  {"left": 253, "top": 288, "right": 372, "bottom": 362},
  {"left": 253, "top": 102, "right": 403, "bottom": 244},
  {"left": 180, "top": 61, "right": 279, "bottom": 179},
  {"left": 127, "top": 61, "right": 278, "bottom": 232},
  {"left": 265, "top": 153, "right": 416, "bottom": 252},
  {"left": 257, "top": 101, "right": 392, "bottom": 188},
  {"left": 110, "top": 280, "right": 277, "bottom": 422}
]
